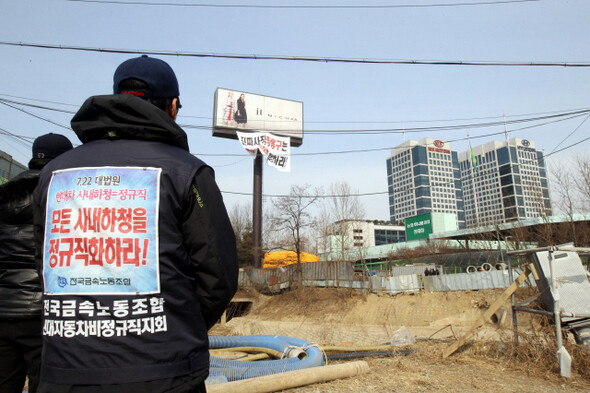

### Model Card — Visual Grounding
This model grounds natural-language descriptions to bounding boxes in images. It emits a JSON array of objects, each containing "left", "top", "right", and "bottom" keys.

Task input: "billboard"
[
  {"left": 212, "top": 88, "right": 303, "bottom": 147},
  {"left": 405, "top": 213, "right": 433, "bottom": 241}
]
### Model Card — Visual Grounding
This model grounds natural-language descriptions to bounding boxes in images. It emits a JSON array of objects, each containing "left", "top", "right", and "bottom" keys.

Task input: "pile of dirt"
[
  {"left": 210, "top": 287, "right": 590, "bottom": 392},
  {"left": 214, "top": 287, "right": 536, "bottom": 346}
]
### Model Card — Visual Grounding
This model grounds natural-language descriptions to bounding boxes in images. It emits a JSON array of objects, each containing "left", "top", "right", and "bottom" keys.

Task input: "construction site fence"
[{"left": 238, "top": 261, "right": 535, "bottom": 294}]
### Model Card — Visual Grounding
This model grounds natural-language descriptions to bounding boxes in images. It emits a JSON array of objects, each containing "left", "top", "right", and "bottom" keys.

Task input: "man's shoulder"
[{"left": 155, "top": 143, "right": 208, "bottom": 168}]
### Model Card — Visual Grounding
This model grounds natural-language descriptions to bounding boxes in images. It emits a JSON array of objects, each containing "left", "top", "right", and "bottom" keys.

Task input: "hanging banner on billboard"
[
  {"left": 213, "top": 88, "right": 303, "bottom": 147},
  {"left": 236, "top": 131, "right": 291, "bottom": 172}
]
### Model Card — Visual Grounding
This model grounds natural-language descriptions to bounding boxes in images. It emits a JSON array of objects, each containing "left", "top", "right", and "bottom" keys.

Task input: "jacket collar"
[{"left": 71, "top": 94, "right": 189, "bottom": 151}]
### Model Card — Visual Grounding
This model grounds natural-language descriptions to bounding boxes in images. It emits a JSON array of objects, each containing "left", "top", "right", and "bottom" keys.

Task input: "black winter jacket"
[
  {"left": 33, "top": 94, "right": 238, "bottom": 386},
  {"left": 0, "top": 169, "right": 43, "bottom": 320}
]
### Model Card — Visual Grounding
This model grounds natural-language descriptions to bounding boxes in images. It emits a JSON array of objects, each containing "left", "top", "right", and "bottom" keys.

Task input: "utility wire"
[
  {"left": 4, "top": 96, "right": 587, "bottom": 137},
  {"left": 0, "top": 94, "right": 80, "bottom": 108},
  {"left": 223, "top": 190, "right": 387, "bottom": 198},
  {"left": 548, "top": 114, "right": 590, "bottom": 155},
  {"left": 220, "top": 131, "right": 590, "bottom": 199},
  {"left": 4, "top": 94, "right": 584, "bottom": 125},
  {"left": 2, "top": 41, "right": 588, "bottom": 68},
  {"left": 222, "top": 152, "right": 562, "bottom": 200},
  {"left": 198, "top": 114, "right": 587, "bottom": 158},
  {"left": 2, "top": 100, "right": 585, "bottom": 200},
  {"left": 182, "top": 109, "right": 590, "bottom": 135},
  {"left": 0, "top": 127, "right": 34, "bottom": 145},
  {"left": 1, "top": 96, "right": 587, "bottom": 159},
  {"left": 0, "top": 98, "right": 77, "bottom": 114},
  {"left": 545, "top": 135, "right": 590, "bottom": 158},
  {"left": 66, "top": 0, "right": 540, "bottom": 9},
  {"left": 0, "top": 101, "right": 71, "bottom": 130},
  {"left": 297, "top": 110, "right": 590, "bottom": 134}
]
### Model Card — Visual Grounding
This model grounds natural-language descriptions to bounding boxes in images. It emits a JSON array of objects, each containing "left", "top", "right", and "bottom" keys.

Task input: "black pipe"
[{"left": 326, "top": 349, "right": 414, "bottom": 361}]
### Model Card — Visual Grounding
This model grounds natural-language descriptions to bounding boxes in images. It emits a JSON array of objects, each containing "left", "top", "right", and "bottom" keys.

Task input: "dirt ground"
[{"left": 209, "top": 287, "right": 590, "bottom": 393}]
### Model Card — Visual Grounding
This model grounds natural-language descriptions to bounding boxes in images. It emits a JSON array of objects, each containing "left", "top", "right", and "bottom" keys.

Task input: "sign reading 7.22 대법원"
[{"left": 42, "top": 167, "right": 161, "bottom": 296}]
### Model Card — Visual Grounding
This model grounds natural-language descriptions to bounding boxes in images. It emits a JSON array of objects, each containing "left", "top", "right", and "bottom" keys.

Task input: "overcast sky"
[{"left": 1, "top": 0, "right": 589, "bottom": 220}]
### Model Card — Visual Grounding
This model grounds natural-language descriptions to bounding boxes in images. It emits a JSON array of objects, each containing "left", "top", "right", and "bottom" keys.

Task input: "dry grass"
[{"left": 465, "top": 322, "right": 590, "bottom": 382}]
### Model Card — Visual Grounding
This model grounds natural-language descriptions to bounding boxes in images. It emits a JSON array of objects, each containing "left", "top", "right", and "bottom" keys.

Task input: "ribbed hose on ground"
[{"left": 208, "top": 335, "right": 325, "bottom": 383}]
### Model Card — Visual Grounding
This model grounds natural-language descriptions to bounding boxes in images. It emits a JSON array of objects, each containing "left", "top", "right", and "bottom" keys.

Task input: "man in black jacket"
[
  {"left": 0, "top": 133, "right": 73, "bottom": 393},
  {"left": 33, "top": 56, "right": 239, "bottom": 393}
]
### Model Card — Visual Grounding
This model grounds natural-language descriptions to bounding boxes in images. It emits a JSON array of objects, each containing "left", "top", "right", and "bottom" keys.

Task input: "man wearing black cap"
[
  {"left": 33, "top": 56, "right": 238, "bottom": 393},
  {"left": 0, "top": 133, "right": 73, "bottom": 393}
]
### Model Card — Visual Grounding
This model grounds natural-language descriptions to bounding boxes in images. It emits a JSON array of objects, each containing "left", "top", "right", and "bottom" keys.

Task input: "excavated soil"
[{"left": 209, "top": 287, "right": 590, "bottom": 392}]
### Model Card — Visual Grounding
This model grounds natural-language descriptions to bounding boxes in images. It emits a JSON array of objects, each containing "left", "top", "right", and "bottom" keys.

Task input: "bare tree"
[
  {"left": 228, "top": 202, "right": 254, "bottom": 267},
  {"left": 548, "top": 155, "right": 590, "bottom": 246},
  {"left": 323, "top": 181, "right": 366, "bottom": 263},
  {"left": 268, "top": 184, "right": 321, "bottom": 286},
  {"left": 551, "top": 161, "right": 577, "bottom": 216},
  {"left": 574, "top": 154, "right": 590, "bottom": 211},
  {"left": 550, "top": 154, "right": 590, "bottom": 215},
  {"left": 310, "top": 203, "right": 332, "bottom": 256}
]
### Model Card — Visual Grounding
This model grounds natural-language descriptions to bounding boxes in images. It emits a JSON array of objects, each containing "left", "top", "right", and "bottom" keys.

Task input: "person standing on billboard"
[
  {"left": 235, "top": 93, "right": 247, "bottom": 128},
  {"left": 33, "top": 55, "right": 238, "bottom": 393}
]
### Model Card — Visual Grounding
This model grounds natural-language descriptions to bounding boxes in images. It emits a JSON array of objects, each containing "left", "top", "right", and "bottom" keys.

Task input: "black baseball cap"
[
  {"left": 113, "top": 55, "right": 180, "bottom": 99},
  {"left": 32, "top": 133, "right": 73, "bottom": 160}
]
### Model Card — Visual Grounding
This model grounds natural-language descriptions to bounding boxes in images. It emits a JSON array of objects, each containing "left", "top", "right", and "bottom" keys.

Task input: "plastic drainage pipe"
[{"left": 208, "top": 335, "right": 325, "bottom": 383}]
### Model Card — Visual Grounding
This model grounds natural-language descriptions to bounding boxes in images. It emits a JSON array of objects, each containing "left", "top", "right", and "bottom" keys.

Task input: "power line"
[
  {"left": 5, "top": 94, "right": 584, "bottom": 125},
  {"left": 2, "top": 41, "right": 588, "bottom": 68},
  {"left": 301, "top": 108, "right": 590, "bottom": 124},
  {"left": 0, "top": 98, "right": 77, "bottom": 114},
  {"left": 198, "top": 115, "right": 587, "bottom": 158},
  {"left": 545, "top": 135, "right": 590, "bottom": 158},
  {"left": 2, "top": 96, "right": 587, "bottom": 160},
  {"left": 222, "top": 190, "right": 387, "bottom": 198},
  {"left": 221, "top": 128, "right": 590, "bottom": 199},
  {"left": 0, "top": 94, "right": 79, "bottom": 108},
  {"left": 181, "top": 109, "right": 590, "bottom": 135},
  {"left": 66, "top": 0, "right": 540, "bottom": 9},
  {"left": 1, "top": 97, "right": 585, "bottom": 200},
  {"left": 0, "top": 127, "right": 34, "bottom": 145},
  {"left": 4, "top": 96, "right": 587, "bottom": 137},
  {"left": 548, "top": 114, "right": 590, "bottom": 155},
  {"left": 0, "top": 101, "right": 71, "bottom": 130},
  {"left": 298, "top": 110, "right": 590, "bottom": 134},
  {"left": 220, "top": 154, "right": 558, "bottom": 200}
]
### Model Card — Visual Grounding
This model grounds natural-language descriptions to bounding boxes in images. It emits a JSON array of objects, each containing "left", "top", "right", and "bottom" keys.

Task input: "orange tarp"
[{"left": 263, "top": 250, "right": 319, "bottom": 269}]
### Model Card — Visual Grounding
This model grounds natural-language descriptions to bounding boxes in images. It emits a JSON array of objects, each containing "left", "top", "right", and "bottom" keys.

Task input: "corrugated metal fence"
[{"left": 238, "top": 262, "right": 535, "bottom": 294}]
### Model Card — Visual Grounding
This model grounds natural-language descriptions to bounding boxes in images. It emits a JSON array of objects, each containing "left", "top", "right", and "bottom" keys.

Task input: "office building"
[
  {"left": 324, "top": 220, "right": 405, "bottom": 254},
  {"left": 459, "top": 138, "right": 552, "bottom": 227},
  {"left": 386, "top": 138, "right": 465, "bottom": 228}
]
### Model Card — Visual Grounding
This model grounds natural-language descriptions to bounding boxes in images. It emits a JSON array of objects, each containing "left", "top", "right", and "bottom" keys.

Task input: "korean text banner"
[
  {"left": 237, "top": 131, "right": 291, "bottom": 172},
  {"left": 42, "top": 167, "right": 161, "bottom": 295}
]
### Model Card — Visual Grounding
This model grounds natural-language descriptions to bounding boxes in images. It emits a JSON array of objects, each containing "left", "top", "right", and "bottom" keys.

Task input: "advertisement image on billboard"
[{"left": 212, "top": 88, "right": 303, "bottom": 147}]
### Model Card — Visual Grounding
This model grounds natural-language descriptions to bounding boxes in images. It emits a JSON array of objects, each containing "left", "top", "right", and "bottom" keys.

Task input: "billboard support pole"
[{"left": 252, "top": 151, "right": 263, "bottom": 268}]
